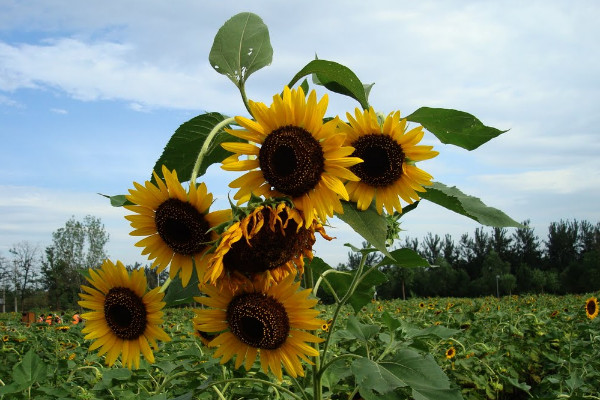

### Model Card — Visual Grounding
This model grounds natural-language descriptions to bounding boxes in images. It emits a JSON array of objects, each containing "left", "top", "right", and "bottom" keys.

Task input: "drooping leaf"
[
  {"left": 420, "top": 182, "right": 523, "bottom": 227},
  {"left": 406, "top": 107, "right": 507, "bottom": 150},
  {"left": 351, "top": 357, "right": 406, "bottom": 399},
  {"left": 12, "top": 349, "right": 48, "bottom": 388},
  {"left": 288, "top": 59, "right": 370, "bottom": 109},
  {"left": 346, "top": 315, "right": 380, "bottom": 342},
  {"left": 209, "top": 12, "right": 273, "bottom": 87},
  {"left": 152, "top": 112, "right": 241, "bottom": 183},
  {"left": 337, "top": 201, "right": 393, "bottom": 259},
  {"left": 377, "top": 248, "right": 429, "bottom": 269}
]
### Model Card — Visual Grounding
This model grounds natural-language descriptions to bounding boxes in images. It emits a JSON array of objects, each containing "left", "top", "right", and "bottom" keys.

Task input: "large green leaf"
[
  {"left": 406, "top": 107, "right": 507, "bottom": 150},
  {"left": 420, "top": 182, "right": 523, "bottom": 227},
  {"left": 346, "top": 315, "right": 380, "bottom": 342},
  {"left": 377, "top": 248, "right": 429, "bottom": 268},
  {"left": 351, "top": 357, "right": 406, "bottom": 399},
  {"left": 288, "top": 59, "right": 370, "bottom": 109},
  {"left": 209, "top": 12, "right": 273, "bottom": 87},
  {"left": 163, "top": 266, "right": 202, "bottom": 307},
  {"left": 337, "top": 201, "right": 393, "bottom": 259},
  {"left": 152, "top": 112, "right": 241, "bottom": 183},
  {"left": 12, "top": 349, "right": 48, "bottom": 388}
]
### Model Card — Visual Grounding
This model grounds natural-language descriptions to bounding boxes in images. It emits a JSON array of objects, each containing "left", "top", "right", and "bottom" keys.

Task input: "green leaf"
[
  {"left": 99, "top": 193, "right": 134, "bottom": 207},
  {"left": 377, "top": 248, "right": 429, "bottom": 268},
  {"left": 406, "top": 107, "right": 507, "bottom": 150},
  {"left": 351, "top": 357, "right": 406, "bottom": 398},
  {"left": 101, "top": 368, "right": 132, "bottom": 386},
  {"left": 420, "top": 182, "right": 523, "bottom": 227},
  {"left": 209, "top": 12, "right": 273, "bottom": 87},
  {"left": 12, "top": 349, "right": 48, "bottom": 387},
  {"left": 152, "top": 112, "right": 241, "bottom": 183},
  {"left": 381, "top": 349, "right": 463, "bottom": 400},
  {"left": 346, "top": 315, "right": 380, "bottom": 342},
  {"left": 288, "top": 59, "right": 370, "bottom": 109},
  {"left": 163, "top": 265, "right": 202, "bottom": 307},
  {"left": 337, "top": 201, "right": 393, "bottom": 259}
]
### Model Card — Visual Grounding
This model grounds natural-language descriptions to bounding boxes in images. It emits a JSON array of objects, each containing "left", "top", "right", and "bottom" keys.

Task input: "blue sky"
[{"left": 1, "top": 0, "right": 599, "bottom": 268}]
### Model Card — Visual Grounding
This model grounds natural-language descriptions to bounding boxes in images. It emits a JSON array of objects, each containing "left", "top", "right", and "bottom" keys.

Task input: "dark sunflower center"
[
  {"left": 155, "top": 198, "right": 210, "bottom": 255},
  {"left": 223, "top": 208, "right": 315, "bottom": 275},
  {"left": 226, "top": 293, "right": 289, "bottom": 349},
  {"left": 350, "top": 134, "right": 405, "bottom": 187},
  {"left": 587, "top": 300, "right": 597, "bottom": 315},
  {"left": 104, "top": 287, "right": 147, "bottom": 340},
  {"left": 259, "top": 125, "right": 325, "bottom": 197}
]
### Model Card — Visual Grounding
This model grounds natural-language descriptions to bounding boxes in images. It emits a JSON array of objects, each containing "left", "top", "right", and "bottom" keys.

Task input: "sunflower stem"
[
  {"left": 199, "top": 378, "right": 304, "bottom": 400},
  {"left": 238, "top": 82, "right": 253, "bottom": 117},
  {"left": 189, "top": 116, "right": 237, "bottom": 184},
  {"left": 159, "top": 277, "right": 172, "bottom": 293}
]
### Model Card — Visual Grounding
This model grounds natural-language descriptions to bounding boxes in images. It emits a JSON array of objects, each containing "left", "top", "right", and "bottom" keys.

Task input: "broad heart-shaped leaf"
[
  {"left": 420, "top": 182, "right": 523, "bottom": 227},
  {"left": 351, "top": 350, "right": 462, "bottom": 400},
  {"left": 209, "top": 12, "right": 273, "bottom": 86},
  {"left": 346, "top": 315, "right": 380, "bottom": 342},
  {"left": 12, "top": 348, "right": 47, "bottom": 387},
  {"left": 406, "top": 107, "right": 507, "bottom": 150},
  {"left": 163, "top": 265, "right": 202, "bottom": 307},
  {"left": 152, "top": 112, "right": 241, "bottom": 183},
  {"left": 337, "top": 201, "right": 393, "bottom": 259},
  {"left": 307, "top": 257, "right": 387, "bottom": 313},
  {"left": 377, "top": 248, "right": 429, "bottom": 269},
  {"left": 351, "top": 357, "right": 406, "bottom": 400},
  {"left": 288, "top": 59, "right": 370, "bottom": 109}
]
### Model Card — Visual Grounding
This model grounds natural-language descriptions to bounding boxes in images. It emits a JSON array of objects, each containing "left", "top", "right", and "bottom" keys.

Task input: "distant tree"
[
  {"left": 421, "top": 233, "right": 442, "bottom": 264},
  {"left": 545, "top": 220, "right": 579, "bottom": 272},
  {"left": 490, "top": 227, "right": 513, "bottom": 261},
  {"left": 9, "top": 241, "right": 40, "bottom": 311},
  {"left": 441, "top": 234, "right": 460, "bottom": 266},
  {"left": 479, "top": 250, "right": 512, "bottom": 296}
]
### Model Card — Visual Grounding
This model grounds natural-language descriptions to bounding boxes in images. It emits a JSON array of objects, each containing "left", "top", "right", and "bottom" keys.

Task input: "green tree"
[{"left": 9, "top": 241, "right": 40, "bottom": 311}]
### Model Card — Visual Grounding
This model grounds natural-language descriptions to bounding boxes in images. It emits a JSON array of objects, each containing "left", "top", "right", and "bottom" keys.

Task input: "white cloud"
[{"left": 50, "top": 108, "right": 67, "bottom": 114}]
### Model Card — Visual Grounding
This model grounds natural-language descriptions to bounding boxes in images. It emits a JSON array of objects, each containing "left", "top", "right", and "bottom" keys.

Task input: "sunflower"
[
  {"left": 221, "top": 86, "right": 362, "bottom": 227},
  {"left": 339, "top": 107, "right": 439, "bottom": 214},
  {"left": 445, "top": 347, "right": 456, "bottom": 359},
  {"left": 204, "top": 202, "right": 332, "bottom": 290},
  {"left": 125, "top": 165, "right": 231, "bottom": 287},
  {"left": 193, "top": 274, "right": 324, "bottom": 381},
  {"left": 585, "top": 296, "right": 599, "bottom": 320},
  {"left": 78, "top": 259, "right": 171, "bottom": 369}
]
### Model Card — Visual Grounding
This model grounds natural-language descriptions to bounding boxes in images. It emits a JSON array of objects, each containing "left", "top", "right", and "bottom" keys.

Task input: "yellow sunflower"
[
  {"left": 585, "top": 296, "right": 599, "bottom": 320},
  {"left": 125, "top": 165, "right": 231, "bottom": 287},
  {"left": 193, "top": 274, "right": 324, "bottom": 381},
  {"left": 221, "top": 86, "right": 362, "bottom": 227},
  {"left": 78, "top": 260, "right": 171, "bottom": 369},
  {"left": 339, "top": 107, "right": 439, "bottom": 214},
  {"left": 204, "top": 202, "right": 332, "bottom": 290},
  {"left": 445, "top": 347, "right": 456, "bottom": 359}
]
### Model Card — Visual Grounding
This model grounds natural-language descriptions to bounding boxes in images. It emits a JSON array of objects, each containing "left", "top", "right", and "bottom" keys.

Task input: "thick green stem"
[
  {"left": 200, "top": 378, "right": 303, "bottom": 400},
  {"left": 238, "top": 81, "right": 253, "bottom": 116},
  {"left": 189, "top": 116, "right": 237, "bottom": 184}
]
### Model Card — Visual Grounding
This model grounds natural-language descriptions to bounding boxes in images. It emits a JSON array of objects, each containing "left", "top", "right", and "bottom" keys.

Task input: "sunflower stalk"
[{"left": 189, "top": 116, "right": 237, "bottom": 184}]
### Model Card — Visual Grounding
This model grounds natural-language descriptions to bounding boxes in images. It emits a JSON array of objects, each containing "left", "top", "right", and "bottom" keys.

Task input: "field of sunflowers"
[{"left": 1, "top": 293, "right": 598, "bottom": 400}]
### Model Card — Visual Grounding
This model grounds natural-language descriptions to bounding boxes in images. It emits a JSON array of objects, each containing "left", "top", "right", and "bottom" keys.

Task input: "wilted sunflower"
[
  {"left": 221, "top": 86, "right": 362, "bottom": 226},
  {"left": 204, "top": 202, "right": 332, "bottom": 290},
  {"left": 339, "top": 107, "right": 439, "bottom": 214},
  {"left": 193, "top": 274, "right": 324, "bottom": 381},
  {"left": 445, "top": 347, "right": 456, "bottom": 359},
  {"left": 78, "top": 260, "right": 171, "bottom": 369},
  {"left": 585, "top": 296, "right": 598, "bottom": 320},
  {"left": 125, "top": 165, "right": 231, "bottom": 287}
]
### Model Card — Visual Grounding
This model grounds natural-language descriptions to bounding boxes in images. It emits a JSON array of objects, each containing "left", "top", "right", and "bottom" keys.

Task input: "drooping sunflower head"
[
  {"left": 193, "top": 274, "right": 324, "bottom": 381},
  {"left": 585, "top": 296, "right": 599, "bottom": 320},
  {"left": 445, "top": 347, "right": 456, "bottom": 359},
  {"left": 204, "top": 201, "right": 332, "bottom": 290},
  {"left": 78, "top": 259, "right": 171, "bottom": 369},
  {"left": 339, "top": 107, "right": 439, "bottom": 215},
  {"left": 221, "top": 86, "right": 362, "bottom": 227},
  {"left": 125, "top": 165, "right": 231, "bottom": 286}
]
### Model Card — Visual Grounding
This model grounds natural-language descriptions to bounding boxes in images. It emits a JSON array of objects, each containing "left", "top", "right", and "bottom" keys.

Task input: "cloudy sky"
[{"left": 1, "top": 0, "right": 599, "bottom": 269}]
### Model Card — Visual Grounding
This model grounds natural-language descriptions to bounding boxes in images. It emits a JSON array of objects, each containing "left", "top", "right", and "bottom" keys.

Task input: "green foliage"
[
  {"left": 209, "top": 12, "right": 273, "bottom": 88},
  {"left": 288, "top": 59, "right": 371, "bottom": 109},
  {"left": 406, "top": 107, "right": 507, "bottom": 150},
  {"left": 337, "top": 201, "right": 393, "bottom": 259}
]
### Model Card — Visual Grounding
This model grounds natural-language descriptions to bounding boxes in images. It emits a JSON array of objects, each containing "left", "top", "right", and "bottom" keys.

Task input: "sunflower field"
[
  {"left": 1, "top": 294, "right": 598, "bottom": 399},
  {"left": 2, "top": 11, "right": 598, "bottom": 400}
]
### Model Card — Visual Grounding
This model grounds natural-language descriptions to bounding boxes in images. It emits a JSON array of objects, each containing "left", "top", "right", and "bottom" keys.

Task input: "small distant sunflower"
[
  {"left": 55, "top": 326, "right": 70, "bottom": 332},
  {"left": 339, "top": 107, "right": 439, "bottom": 214},
  {"left": 445, "top": 347, "right": 456, "bottom": 359},
  {"left": 419, "top": 302, "right": 426, "bottom": 309},
  {"left": 193, "top": 274, "right": 324, "bottom": 381},
  {"left": 585, "top": 296, "right": 598, "bottom": 320},
  {"left": 125, "top": 165, "right": 231, "bottom": 287},
  {"left": 204, "top": 202, "right": 332, "bottom": 290},
  {"left": 78, "top": 260, "right": 171, "bottom": 369},
  {"left": 221, "top": 86, "right": 362, "bottom": 226},
  {"left": 2, "top": 335, "right": 8, "bottom": 342}
]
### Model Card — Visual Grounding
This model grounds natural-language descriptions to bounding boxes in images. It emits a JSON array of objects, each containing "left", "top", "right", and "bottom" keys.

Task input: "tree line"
[{"left": 336, "top": 219, "right": 600, "bottom": 300}]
